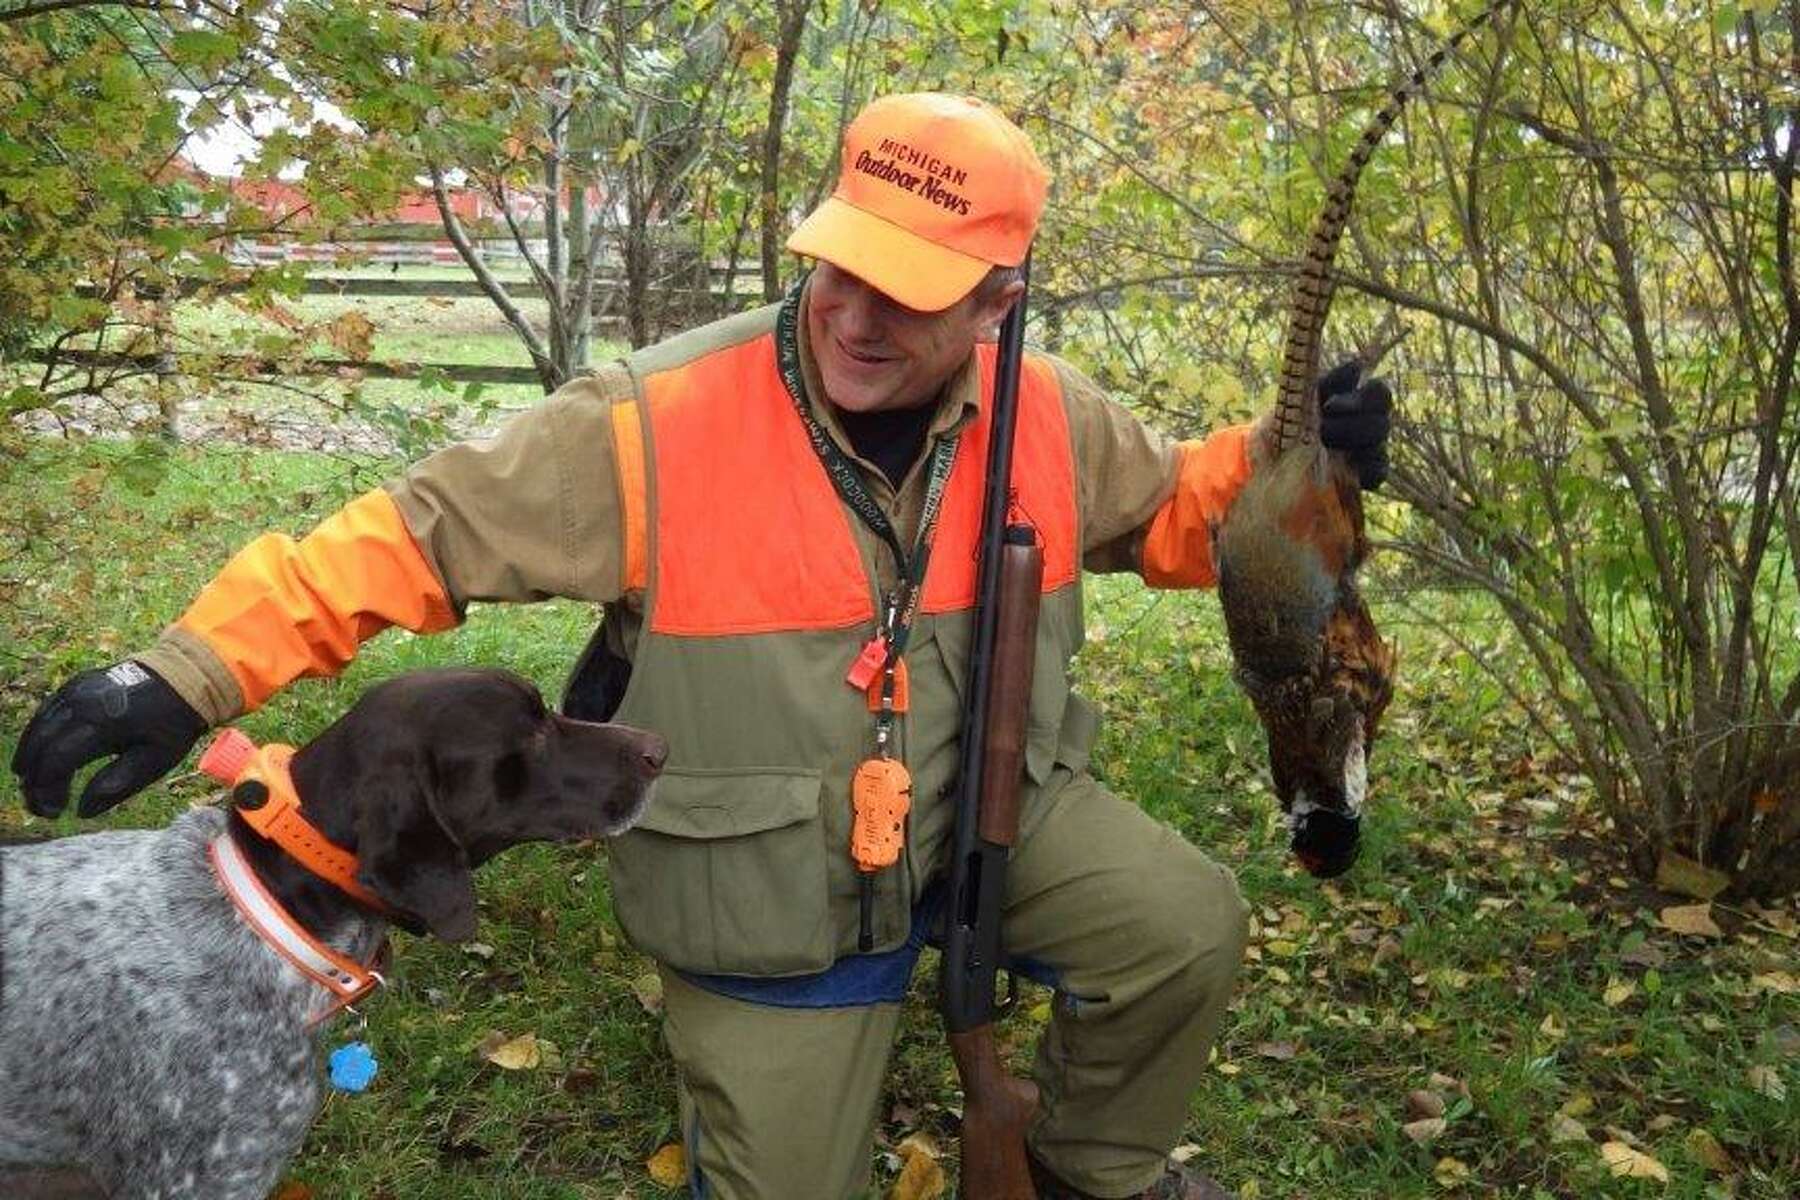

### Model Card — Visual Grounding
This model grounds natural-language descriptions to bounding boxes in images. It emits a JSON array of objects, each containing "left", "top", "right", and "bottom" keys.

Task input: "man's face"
[{"left": 806, "top": 261, "right": 1021, "bottom": 413}]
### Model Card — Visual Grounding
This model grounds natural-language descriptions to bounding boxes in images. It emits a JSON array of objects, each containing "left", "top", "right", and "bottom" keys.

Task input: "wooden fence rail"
[
  {"left": 21, "top": 346, "right": 546, "bottom": 387},
  {"left": 38, "top": 265, "right": 766, "bottom": 390},
  {"left": 75, "top": 274, "right": 755, "bottom": 304}
]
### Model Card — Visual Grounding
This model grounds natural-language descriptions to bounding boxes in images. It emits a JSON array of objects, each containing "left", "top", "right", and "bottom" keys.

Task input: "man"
[{"left": 13, "top": 93, "right": 1390, "bottom": 1199}]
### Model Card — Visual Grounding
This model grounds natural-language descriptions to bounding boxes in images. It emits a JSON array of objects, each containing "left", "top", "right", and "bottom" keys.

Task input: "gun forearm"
[{"left": 978, "top": 527, "right": 1044, "bottom": 845}]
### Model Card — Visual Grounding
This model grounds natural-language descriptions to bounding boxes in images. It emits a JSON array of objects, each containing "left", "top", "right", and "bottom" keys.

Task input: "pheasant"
[{"left": 1217, "top": 1, "right": 1517, "bottom": 877}]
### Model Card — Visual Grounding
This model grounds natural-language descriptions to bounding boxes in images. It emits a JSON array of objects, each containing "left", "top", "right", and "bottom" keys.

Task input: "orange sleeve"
[
  {"left": 173, "top": 488, "right": 459, "bottom": 711},
  {"left": 1140, "top": 424, "right": 1256, "bottom": 589}
]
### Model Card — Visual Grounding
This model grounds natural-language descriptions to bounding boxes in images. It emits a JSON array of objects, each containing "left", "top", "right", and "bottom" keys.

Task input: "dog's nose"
[{"left": 637, "top": 733, "right": 669, "bottom": 778}]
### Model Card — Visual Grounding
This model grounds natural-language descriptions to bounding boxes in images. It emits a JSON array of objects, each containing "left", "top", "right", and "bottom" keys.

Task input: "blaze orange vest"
[{"left": 603, "top": 308, "right": 1091, "bottom": 976}]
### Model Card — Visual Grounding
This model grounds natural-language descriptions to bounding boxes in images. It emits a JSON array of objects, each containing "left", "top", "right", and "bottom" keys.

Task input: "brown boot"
[{"left": 1028, "top": 1154, "right": 1238, "bottom": 1200}]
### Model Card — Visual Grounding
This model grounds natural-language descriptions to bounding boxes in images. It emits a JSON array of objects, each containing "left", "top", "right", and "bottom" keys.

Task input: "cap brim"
[{"left": 786, "top": 197, "right": 991, "bottom": 313}]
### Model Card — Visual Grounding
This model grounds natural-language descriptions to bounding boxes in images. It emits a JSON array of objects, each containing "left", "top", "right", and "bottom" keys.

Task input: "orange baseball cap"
[{"left": 786, "top": 93, "right": 1049, "bottom": 312}]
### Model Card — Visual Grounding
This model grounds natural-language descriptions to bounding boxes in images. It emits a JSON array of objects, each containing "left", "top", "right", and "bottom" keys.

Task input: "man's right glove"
[
  {"left": 11, "top": 661, "right": 206, "bottom": 818},
  {"left": 1316, "top": 359, "right": 1393, "bottom": 491}
]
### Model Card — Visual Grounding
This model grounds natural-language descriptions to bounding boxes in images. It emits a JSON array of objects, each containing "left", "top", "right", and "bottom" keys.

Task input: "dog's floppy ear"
[{"left": 354, "top": 765, "right": 478, "bottom": 943}]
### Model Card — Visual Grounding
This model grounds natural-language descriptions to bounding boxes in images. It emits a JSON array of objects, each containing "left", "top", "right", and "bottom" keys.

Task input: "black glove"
[
  {"left": 1291, "top": 805, "right": 1361, "bottom": 879},
  {"left": 11, "top": 661, "right": 206, "bottom": 818},
  {"left": 1316, "top": 359, "right": 1392, "bottom": 490}
]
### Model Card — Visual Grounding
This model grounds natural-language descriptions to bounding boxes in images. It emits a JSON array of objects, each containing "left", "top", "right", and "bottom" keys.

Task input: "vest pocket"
[{"left": 606, "top": 766, "right": 832, "bottom": 975}]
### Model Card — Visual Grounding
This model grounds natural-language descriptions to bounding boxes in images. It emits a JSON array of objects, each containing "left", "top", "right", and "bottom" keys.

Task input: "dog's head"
[{"left": 292, "top": 668, "right": 665, "bottom": 942}]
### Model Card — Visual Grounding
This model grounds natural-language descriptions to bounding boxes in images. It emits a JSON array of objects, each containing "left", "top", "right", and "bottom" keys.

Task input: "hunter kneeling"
[{"left": 13, "top": 93, "right": 1394, "bottom": 1200}]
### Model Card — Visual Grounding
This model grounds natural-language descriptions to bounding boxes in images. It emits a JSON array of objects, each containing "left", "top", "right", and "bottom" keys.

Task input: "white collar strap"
[{"left": 210, "top": 833, "right": 386, "bottom": 1025}]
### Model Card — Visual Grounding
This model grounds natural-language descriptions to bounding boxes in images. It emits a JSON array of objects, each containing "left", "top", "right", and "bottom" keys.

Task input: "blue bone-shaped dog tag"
[{"left": 329, "top": 1041, "right": 378, "bottom": 1093}]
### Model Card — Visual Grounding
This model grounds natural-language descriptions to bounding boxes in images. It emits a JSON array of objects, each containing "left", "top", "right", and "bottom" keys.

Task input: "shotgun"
[{"left": 941, "top": 252, "right": 1041, "bottom": 1199}]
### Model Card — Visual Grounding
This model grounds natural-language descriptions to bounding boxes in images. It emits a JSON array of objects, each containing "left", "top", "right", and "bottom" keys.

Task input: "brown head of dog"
[{"left": 279, "top": 667, "right": 667, "bottom": 941}]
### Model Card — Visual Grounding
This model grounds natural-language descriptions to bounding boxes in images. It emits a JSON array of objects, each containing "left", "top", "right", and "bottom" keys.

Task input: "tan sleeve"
[
  {"left": 386, "top": 367, "right": 634, "bottom": 608},
  {"left": 136, "top": 628, "right": 246, "bottom": 727},
  {"left": 1051, "top": 357, "right": 1181, "bottom": 573},
  {"left": 133, "top": 369, "right": 637, "bottom": 726}
]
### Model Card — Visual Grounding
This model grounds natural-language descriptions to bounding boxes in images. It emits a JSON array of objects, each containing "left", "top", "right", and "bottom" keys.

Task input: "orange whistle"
[
  {"left": 850, "top": 757, "right": 912, "bottom": 872},
  {"left": 846, "top": 637, "right": 887, "bottom": 690}
]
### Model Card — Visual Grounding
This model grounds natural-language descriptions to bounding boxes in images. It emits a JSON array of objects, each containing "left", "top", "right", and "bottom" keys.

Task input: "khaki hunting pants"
[{"left": 657, "top": 771, "right": 1251, "bottom": 1200}]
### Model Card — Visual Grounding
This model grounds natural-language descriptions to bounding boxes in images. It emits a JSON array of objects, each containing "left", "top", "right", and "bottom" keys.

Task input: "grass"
[{"left": 3, "top": 301, "right": 1796, "bottom": 1197}]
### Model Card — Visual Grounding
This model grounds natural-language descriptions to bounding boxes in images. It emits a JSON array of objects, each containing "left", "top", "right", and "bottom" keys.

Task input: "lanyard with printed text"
[{"left": 775, "top": 277, "right": 959, "bottom": 722}]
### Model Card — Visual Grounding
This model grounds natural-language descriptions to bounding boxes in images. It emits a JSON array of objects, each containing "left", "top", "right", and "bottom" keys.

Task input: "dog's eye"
[{"left": 491, "top": 752, "right": 527, "bottom": 798}]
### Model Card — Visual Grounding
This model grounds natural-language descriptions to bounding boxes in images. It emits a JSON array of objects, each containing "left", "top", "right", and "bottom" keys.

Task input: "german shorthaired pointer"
[{"left": 0, "top": 668, "right": 666, "bottom": 1199}]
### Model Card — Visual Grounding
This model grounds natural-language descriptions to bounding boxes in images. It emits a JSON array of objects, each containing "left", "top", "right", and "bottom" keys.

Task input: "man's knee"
[{"left": 1122, "top": 846, "right": 1250, "bottom": 996}]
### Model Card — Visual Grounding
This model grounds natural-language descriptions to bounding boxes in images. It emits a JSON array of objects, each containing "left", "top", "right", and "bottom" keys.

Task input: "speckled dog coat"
[
  {"left": 0, "top": 809, "right": 381, "bottom": 1199},
  {"left": 0, "top": 667, "right": 666, "bottom": 1200}
]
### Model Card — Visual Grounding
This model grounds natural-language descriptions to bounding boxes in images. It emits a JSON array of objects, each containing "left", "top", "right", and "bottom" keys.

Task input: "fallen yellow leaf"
[
  {"left": 1747, "top": 1064, "right": 1787, "bottom": 1100},
  {"left": 1559, "top": 1092, "right": 1595, "bottom": 1118},
  {"left": 646, "top": 1142, "right": 687, "bottom": 1189},
  {"left": 895, "top": 1132, "right": 940, "bottom": 1161},
  {"left": 1548, "top": 1115, "right": 1589, "bottom": 1145},
  {"left": 1654, "top": 851, "right": 1730, "bottom": 901},
  {"left": 1402, "top": 1117, "right": 1447, "bottom": 1144},
  {"left": 481, "top": 1031, "right": 541, "bottom": 1071},
  {"left": 1602, "top": 978, "right": 1638, "bottom": 1007},
  {"left": 633, "top": 971, "right": 665, "bottom": 1015},
  {"left": 1434, "top": 968, "right": 1473, "bottom": 991},
  {"left": 1685, "top": 1127, "right": 1733, "bottom": 1174},
  {"left": 1539, "top": 1011, "right": 1567, "bottom": 1040},
  {"left": 1659, "top": 902, "right": 1723, "bottom": 938},
  {"left": 888, "top": 1133, "right": 946, "bottom": 1200},
  {"left": 1600, "top": 1141, "right": 1669, "bottom": 1181},
  {"left": 1433, "top": 1156, "right": 1470, "bottom": 1186},
  {"left": 1751, "top": 971, "right": 1800, "bottom": 995}
]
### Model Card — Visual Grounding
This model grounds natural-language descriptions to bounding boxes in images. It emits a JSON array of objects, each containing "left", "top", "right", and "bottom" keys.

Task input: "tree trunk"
[{"left": 759, "top": 0, "right": 811, "bottom": 303}]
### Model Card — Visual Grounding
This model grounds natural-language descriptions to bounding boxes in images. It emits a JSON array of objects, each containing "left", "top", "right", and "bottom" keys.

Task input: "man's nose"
[{"left": 838, "top": 276, "right": 884, "bottom": 339}]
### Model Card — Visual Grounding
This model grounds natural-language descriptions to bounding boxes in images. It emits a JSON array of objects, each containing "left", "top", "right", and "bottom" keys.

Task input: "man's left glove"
[
  {"left": 11, "top": 661, "right": 206, "bottom": 818},
  {"left": 1316, "top": 359, "right": 1392, "bottom": 490}
]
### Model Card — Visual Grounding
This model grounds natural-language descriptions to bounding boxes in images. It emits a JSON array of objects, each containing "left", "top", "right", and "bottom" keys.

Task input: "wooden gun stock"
[{"left": 950, "top": 1025, "right": 1041, "bottom": 1200}]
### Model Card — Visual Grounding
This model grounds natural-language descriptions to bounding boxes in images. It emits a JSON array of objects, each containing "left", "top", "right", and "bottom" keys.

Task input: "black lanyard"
[{"left": 775, "top": 278, "right": 958, "bottom": 662}]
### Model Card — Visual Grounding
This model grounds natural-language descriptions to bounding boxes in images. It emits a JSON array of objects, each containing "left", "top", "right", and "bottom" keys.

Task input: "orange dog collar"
[
  {"left": 209, "top": 832, "right": 386, "bottom": 1028},
  {"left": 199, "top": 728, "right": 395, "bottom": 917}
]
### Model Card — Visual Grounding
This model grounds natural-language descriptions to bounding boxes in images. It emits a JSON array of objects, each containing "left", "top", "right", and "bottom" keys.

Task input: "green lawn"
[{"left": 2, "top": 436, "right": 1795, "bottom": 1197}]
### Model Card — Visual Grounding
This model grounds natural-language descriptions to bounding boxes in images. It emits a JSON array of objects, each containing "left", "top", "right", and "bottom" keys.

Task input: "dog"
[{"left": 0, "top": 667, "right": 666, "bottom": 1199}]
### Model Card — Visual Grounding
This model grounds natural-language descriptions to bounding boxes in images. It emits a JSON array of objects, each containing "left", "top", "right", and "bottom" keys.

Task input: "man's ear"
[
  {"left": 354, "top": 771, "right": 478, "bottom": 942},
  {"left": 974, "top": 278, "right": 1027, "bottom": 340}
]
